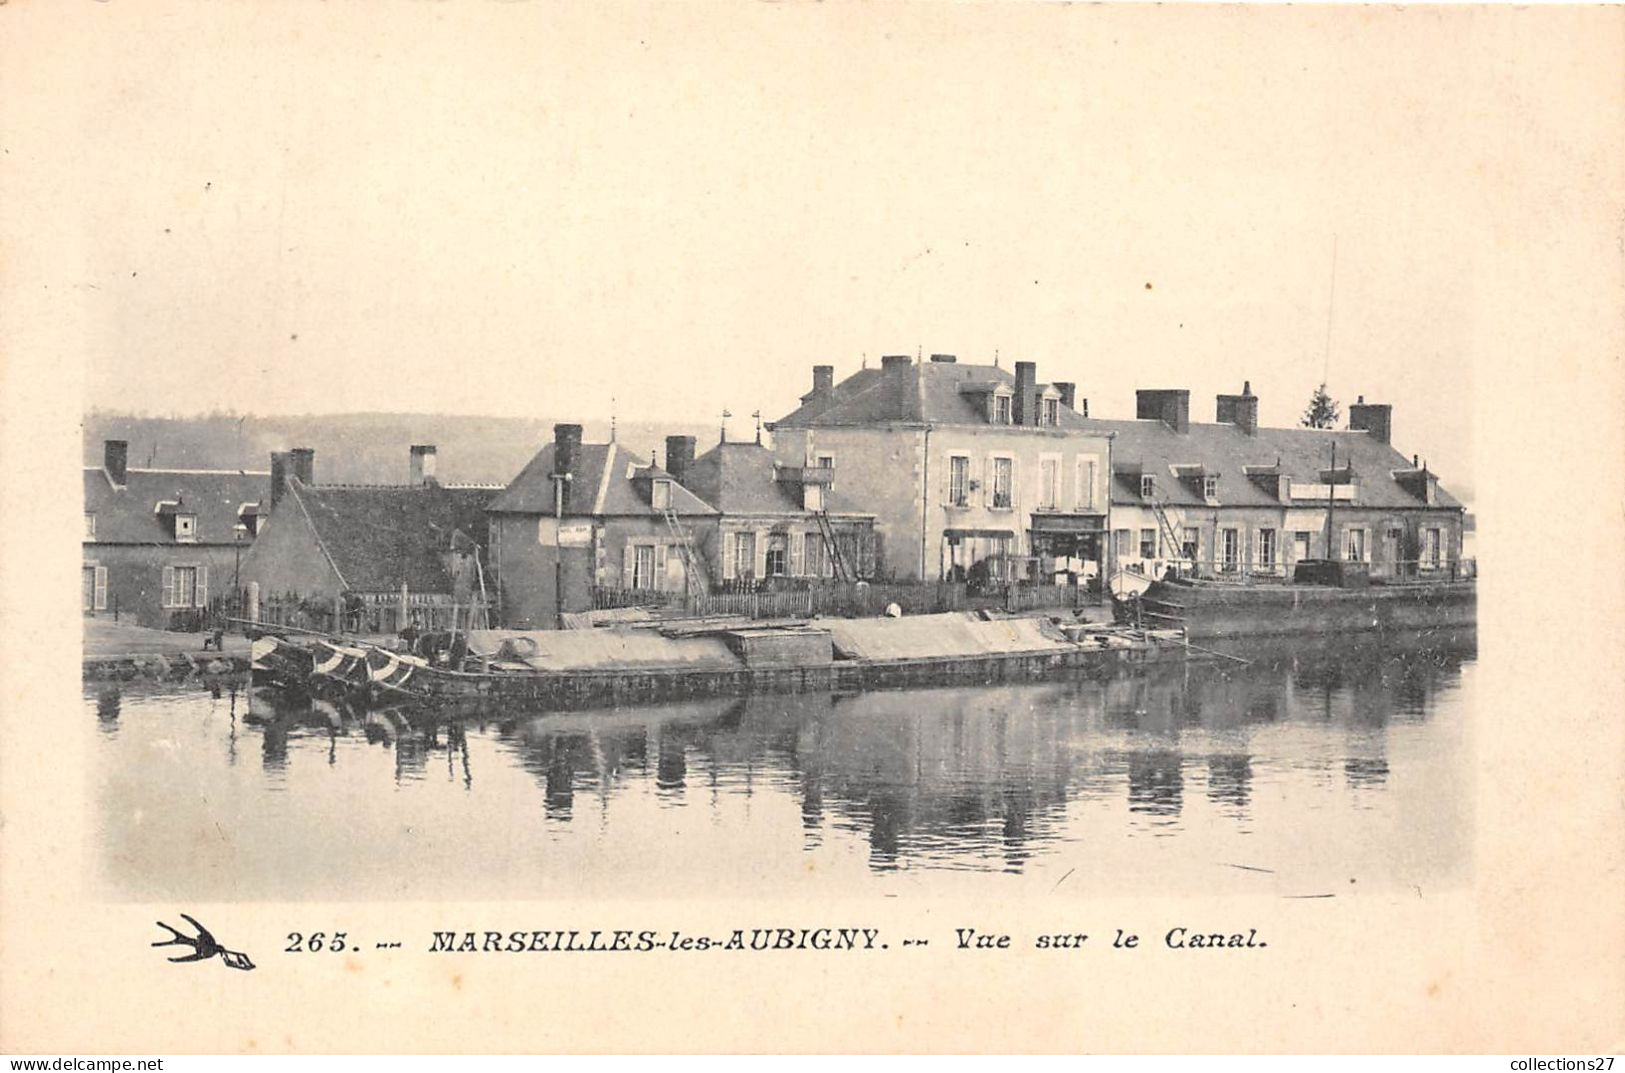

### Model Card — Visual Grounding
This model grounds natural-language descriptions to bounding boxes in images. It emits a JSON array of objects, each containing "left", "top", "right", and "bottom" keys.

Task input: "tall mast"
[{"left": 1324, "top": 440, "right": 1336, "bottom": 558}]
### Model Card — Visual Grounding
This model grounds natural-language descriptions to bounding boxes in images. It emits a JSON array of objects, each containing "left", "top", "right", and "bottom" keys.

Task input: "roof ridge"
[
  {"left": 287, "top": 481, "right": 349, "bottom": 590},
  {"left": 591, "top": 442, "right": 617, "bottom": 515}
]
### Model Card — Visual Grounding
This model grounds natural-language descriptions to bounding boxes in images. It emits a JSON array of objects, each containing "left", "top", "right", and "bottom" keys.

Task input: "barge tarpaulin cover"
[
  {"left": 823, "top": 612, "right": 1072, "bottom": 661},
  {"left": 465, "top": 629, "right": 741, "bottom": 671}
]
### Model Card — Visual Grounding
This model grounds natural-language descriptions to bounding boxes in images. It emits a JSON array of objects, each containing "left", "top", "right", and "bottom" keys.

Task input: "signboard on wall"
[{"left": 558, "top": 521, "right": 593, "bottom": 547}]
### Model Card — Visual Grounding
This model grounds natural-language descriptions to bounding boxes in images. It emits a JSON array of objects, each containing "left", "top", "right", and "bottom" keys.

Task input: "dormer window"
[
  {"left": 1042, "top": 397, "right": 1059, "bottom": 426},
  {"left": 650, "top": 480, "right": 672, "bottom": 511},
  {"left": 993, "top": 394, "right": 1012, "bottom": 425},
  {"left": 804, "top": 483, "right": 825, "bottom": 512},
  {"left": 175, "top": 514, "right": 197, "bottom": 542},
  {"left": 1203, "top": 475, "right": 1218, "bottom": 499},
  {"left": 1140, "top": 474, "right": 1156, "bottom": 498},
  {"left": 84, "top": 513, "right": 96, "bottom": 540}
]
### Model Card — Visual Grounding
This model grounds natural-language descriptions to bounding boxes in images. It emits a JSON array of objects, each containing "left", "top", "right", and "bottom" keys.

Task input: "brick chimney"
[
  {"left": 409, "top": 444, "right": 438, "bottom": 486},
  {"left": 1216, "top": 380, "right": 1259, "bottom": 435},
  {"left": 665, "top": 435, "right": 695, "bottom": 484},
  {"left": 1136, "top": 389, "right": 1190, "bottom": 433},
  {"left": 103, "top": 440, "right": 128, "bottom": 488},
  {"left": 811, "top": 365, "right": 834, "bottom": 397},
  {"left": 269, "top": 451, "right": 289, "bottom": 509},
  {"left": 1014, "top": 361, "right": 1038, "bottom": 426},
  {"left": 1054, "top": 382, "right": 1076, "bottom": 411},
  {"left": 552, "top": 423, "right": 582, "bottom": 514},
  {"left": 288, "top": 447, "right": 315, "bottom": 487},
  {"left": 1348, "top": 396, "right": 1393, "bottom": 445},
  {"left": 881, "top": 354, "right": 912, "bottom": 370}
]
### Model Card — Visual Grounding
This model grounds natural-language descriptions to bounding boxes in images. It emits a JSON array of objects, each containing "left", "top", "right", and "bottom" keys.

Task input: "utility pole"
[
  {"left": 1324, "top": 441, "right": 1337, "bottom": 560},
  {"left": 552, "top": 473, "right": 567, "bottom": 628}
]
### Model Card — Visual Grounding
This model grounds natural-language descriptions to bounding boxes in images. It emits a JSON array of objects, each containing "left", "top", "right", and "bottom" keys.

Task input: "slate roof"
[
  {"left": 83, "top": 467, "right": 268, "bottom": 544},
  {"left": 488, "top": 440, "right": 717, "bottom": 517},
  {"left": 771, "top": 361, "right": 1089, "bottom": 429},
  {"left": 682, "top": 441, "right": 870, "bottom": 517},
  {"left": 1090, "top": 419, "right": 1464, "bottom": 511},
  {"left": 285, "top": 479, "right": 497, "bottom": 594}
]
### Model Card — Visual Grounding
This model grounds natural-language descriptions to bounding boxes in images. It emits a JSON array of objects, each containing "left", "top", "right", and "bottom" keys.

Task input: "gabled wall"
[{"left": 238, "top": 500, "right": 346, "bottom": 601}]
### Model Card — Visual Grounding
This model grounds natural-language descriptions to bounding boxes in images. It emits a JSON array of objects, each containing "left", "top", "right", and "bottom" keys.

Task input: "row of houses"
[{"left": 83, "top": 354, "right": 1468, "bottom": 631}]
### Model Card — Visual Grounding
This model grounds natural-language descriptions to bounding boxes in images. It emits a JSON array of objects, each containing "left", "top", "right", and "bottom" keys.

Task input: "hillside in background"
[{"left": 82, "top": 411, "right": 718, "bottom": 487}]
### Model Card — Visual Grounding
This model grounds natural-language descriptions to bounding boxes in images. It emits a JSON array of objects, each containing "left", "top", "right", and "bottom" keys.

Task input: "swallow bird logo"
[{"left": 153, "top": 913, "right": 256, "bottom": 971}]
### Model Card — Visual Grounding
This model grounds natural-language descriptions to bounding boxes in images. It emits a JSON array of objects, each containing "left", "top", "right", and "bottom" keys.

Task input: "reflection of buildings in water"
[
  {"left": 96, "top": 687, "right": 121, "bottom": 730},
  {"left": 1124, "top": 750, "right": 1183, "bottom": 817},
  {"left": 1205, "top": 753, "right": 1253, "bottom": 810},
  {"left": 1343, "top": 756, "right": 1390, "bottom": 789},
  {"left": 137, "top": 629, "right": 1469, "bottom": 871}
]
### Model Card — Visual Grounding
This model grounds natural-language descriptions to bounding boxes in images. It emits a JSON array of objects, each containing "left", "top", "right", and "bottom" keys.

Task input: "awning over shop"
[{"left": 1028, "top": 513, "right": 1107, "bottom": 533}]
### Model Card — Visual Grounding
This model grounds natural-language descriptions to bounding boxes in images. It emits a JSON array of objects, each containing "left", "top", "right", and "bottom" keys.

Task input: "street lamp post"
[{"left": 233, "top": 522, "right": 248, "bottom": 623}]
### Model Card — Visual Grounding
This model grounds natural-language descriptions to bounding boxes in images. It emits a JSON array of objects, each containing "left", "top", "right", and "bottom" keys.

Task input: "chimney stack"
[
  {"left": 1014, "top": 361, "right": 1038, "bottom": 426},
  {"left": 1348, "top": 398, "right": 1393, "bottom": 444},
  {"left": 880, "top": 354, "right": 912, "bottom": 370},
  {"left": 289, "top": 447, "right": 315, "bottom": 487},
  {"left": 409, "top": 444, "right": 438, "bottom": 486},
  {"left": 552, "top": 423, "right": 583, "bottom": 514},
  {"left": 1136, "top": 389, "right": 1191, "bottom": 434},
  {"left": 269, "top": 451, "right": 289, "bottom": 510},
  {"left": 1054, "top": 382, "right": 1077, "bottom": 411},
  {"left": 103, "top": 440, "right": 128, "bottom": 488},
  {"left": 928, "top": 353, "right": 957, "bottom": 364},
  {"left": 811, "top": 365, "right": 834, "bottom": 396},
  {"left": 665, "top": 435, "right": 696, "bottom": 484},
  {"left": 1215, "top": 380, "right": 1259, "bottom": 435}
]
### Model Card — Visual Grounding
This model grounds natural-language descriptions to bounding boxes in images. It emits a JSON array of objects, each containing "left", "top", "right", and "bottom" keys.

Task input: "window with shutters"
[
  {"left": 1139, "top": 529, "right": 1156, "bottom": 560},
  {"left": 1182, "top": 527, "right": 1200, "bottom": 563},
  {"left": 765, "top": 534, "right": 788, "bottom": 577},
  {"left": 803, "top": 532, "right": 824, "bottom": 578},
  {"left": 1076, "top": 458, "right": 1098, "bottom": 510},
  {"left": 787, "top": 532, "right": 804, "bottom": 577},
  {"left": 948, "top": 455, "right": 970, "bottom": 507},
  {"left": 991, "top": 457, "right": 1014, "bottom": 509},
  {"left": 1343, "top": 527, "right": 1368, "bottom": 563},
  {"left": 1219, "top": 528, "right": 1240, "bottom": 572},
  {"left": 1424, "top": 527, "right": 1443, "bottom": 567},
  {"left": 1258, "top": 528, "right": 1278, "bottom": 570},
  {"left": 83, "top": 565, "right": 104, "bottom": 611},
  {"left": 1112, "top": 529, "right": 1132, "bottom": 558},
  {"left": 629, "top": 544, "right": 656, "bottom": 589},
  {"left": 1037, "top": 456, "right": 1060, "bottom": 510},
  {"left": 164, "top": 565, "right": 203, "bottom": 608},
  {"left": 732, "top": 532, "right": 756, "bottom": 580}
]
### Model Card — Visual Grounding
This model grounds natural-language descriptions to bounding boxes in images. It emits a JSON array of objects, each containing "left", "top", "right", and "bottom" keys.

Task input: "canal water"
[{"left": 87, "top": 631, "right": 1474, "bottom": 901}]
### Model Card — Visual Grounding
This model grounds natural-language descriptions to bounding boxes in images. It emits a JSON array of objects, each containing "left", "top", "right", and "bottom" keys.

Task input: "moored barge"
[
  {"left": 1124, "top": 559, "right": 1476, "bottom": 641},
  {"left": 251, "top": 612, "right": 1195, "bottom": 709}
]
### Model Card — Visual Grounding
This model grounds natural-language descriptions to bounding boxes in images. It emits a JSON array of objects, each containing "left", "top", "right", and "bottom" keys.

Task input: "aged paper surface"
[{"left": 2, "top": 1, "right": 1622, "bottom": 1054}]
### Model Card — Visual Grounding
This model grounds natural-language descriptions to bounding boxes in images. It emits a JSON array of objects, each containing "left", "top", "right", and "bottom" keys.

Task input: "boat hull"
[
  {"left": 1133, "top": 578, "right": 1476, "bottom": 641},
  {"left": 253, "top": 630, "right": 1192, "bottom": 711}
]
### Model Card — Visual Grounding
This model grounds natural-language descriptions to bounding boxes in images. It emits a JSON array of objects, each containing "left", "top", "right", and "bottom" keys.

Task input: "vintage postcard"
[{"left": 1, "top": 1, "right": 1621, "bottom": 1056}]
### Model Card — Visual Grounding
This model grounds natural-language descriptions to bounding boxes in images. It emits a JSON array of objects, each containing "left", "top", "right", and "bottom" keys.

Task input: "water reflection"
[{"left": 89, "top": 629, "right": 1474, "bottom": 899}]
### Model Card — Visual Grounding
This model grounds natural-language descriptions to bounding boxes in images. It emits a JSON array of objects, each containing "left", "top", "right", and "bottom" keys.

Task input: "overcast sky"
[{"left": 19, "top": 5, "right": 1617, "bottom": 491}]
